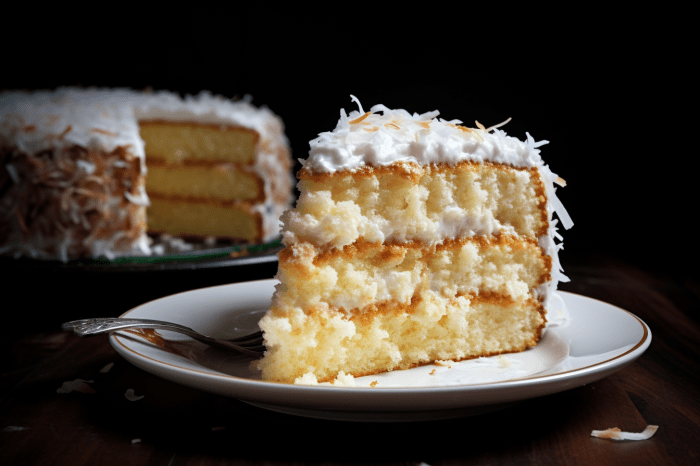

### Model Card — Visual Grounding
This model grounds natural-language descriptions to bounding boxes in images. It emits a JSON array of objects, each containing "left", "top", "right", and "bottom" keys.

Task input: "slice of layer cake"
[
  {"left": 256, "top": 97, "right": 573, "bottom": 384},
  {"left": 0, "top": 88, "right": 292, "bottom": 261}
]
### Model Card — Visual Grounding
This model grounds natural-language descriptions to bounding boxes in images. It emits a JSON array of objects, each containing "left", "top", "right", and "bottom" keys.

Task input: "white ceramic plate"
[{"left": 110, "top": 280, "right": 651, "bottom": 422}]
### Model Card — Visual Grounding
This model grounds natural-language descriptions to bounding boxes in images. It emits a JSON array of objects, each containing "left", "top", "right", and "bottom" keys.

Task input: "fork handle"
[
  {"left": 62, "top": 318, "right": 262, "bottom": 356},
  {"left": 62, "top": 317, "right": 201, "bottom": 338}
]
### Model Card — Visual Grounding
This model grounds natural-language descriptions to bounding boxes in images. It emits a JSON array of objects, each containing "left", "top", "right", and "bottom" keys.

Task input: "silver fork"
[{"left": 62, "top": 318, "right": 265, "bottom": 356}]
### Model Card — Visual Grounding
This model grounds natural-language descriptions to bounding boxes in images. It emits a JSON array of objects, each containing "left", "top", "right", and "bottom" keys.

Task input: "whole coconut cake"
[{"left": 0, "top": 87, "right": 293, "bottom": 262}]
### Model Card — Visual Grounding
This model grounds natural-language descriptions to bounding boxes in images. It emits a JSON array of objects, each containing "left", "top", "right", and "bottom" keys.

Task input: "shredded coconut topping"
[{"left": 304, "top": 96, "right": 563, "bottom": 175}]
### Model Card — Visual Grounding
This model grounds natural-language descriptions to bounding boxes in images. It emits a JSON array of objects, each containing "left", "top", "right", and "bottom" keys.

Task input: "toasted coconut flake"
[
  {"left": 362, "top": 126, "right": 379, "bottom": 132},
  {"left": 57, "top": 125, "right": 73, "bottom": 140},
  {"left": 59, "top": 188, "right": 74, "bottom": 211},
  {"left": 91, "top": 128, "right": 119, "bottom": 136},
  {"left": 369, "top": 380, "right": 378, "bottom": 387},
  {"left": 416, "top": 121, "right": 431, "bottom": 129},
  {"left": 497, "top": 356, "right": 512, "bottom": 368},
  {"left": 555, "top": 176, "right": 567, "bottom": 187},
  {"left": 591, "top": 425, "right": 658, "bottom": 441},
  {"left": 15, "top": 208, "right": 29, "bottom": 234},
  {"left": 484, "top": 117, "right": 512, "bottom": 133},
  {"left": 429, "top": 368, "right": 437, "bottom": 375},
  {"left": 434, "top": 360, "right": 454, "bottom": 367},
  {"left": 349, "top": 111, "right": 372, "bottom": 125},
  {"left": 475, "top": 121, "right": 486, "bottom": 131},
  {"left": 384, "top": 122, "right": 401, "bottom": 130},
  {"left": 75, "top": 188, "right": 109, "bottom": 202}
]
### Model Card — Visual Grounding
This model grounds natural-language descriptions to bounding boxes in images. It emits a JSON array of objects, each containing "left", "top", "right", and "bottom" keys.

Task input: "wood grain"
[{"left": 1, "top": 254, "right": 699, "bottom": 465}]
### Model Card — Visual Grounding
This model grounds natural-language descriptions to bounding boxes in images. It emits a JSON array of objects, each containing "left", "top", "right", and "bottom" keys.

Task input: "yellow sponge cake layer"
[
  {"left": 140, "top": 119, "right": 291, "bottom": 244},
  {"left": 284, "top": 161, "right": 547, "bottom": 250},
  {"left": 259, "top": 285, "right": 546, "bottom": 383},
  {"left": 139, "top": 121, "right": 259, "bottom": 164},
  {"left": 147, "top": 196, "right": 261, "bottom": 242},
  {"left": 273, "top": 236, "right": 550, "bottom": 314},
  {"left": 146, "top": 162, "right": 263, "bottom": 202}
]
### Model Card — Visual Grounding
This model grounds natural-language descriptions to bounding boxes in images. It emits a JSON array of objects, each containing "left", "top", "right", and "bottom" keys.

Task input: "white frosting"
[
  {"left": 302, "top": 96, "right": 574, "bottom": 324},
  {"left": 305, "top": 96, "right": 550, "bottom": 173}
]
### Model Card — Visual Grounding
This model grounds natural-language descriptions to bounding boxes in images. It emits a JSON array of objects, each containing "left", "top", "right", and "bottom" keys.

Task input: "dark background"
[{"left": 2, "top": 12, "right": 693, "bottom": 321}]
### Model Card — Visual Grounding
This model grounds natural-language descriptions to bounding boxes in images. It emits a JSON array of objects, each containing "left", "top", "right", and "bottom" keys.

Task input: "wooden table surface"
[{"left": 1, "top": 254, "right": 698, "bottom": 466}]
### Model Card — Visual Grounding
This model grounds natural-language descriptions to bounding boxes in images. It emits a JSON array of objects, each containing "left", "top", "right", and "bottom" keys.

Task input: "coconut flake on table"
[
  {"left": 591, "top": 425, "right": 659, "bottom": 441},
  {"left": 124, "top": 389, "right": 144, "bottom": 401},
  {"left": 3, "top": 426, "right": 30, "bottom": 432},
  {"left": 100, "top": 362, "right": 115, "bottom": 373},
  {"left": 56, "top": 379, "right": 95, "bottom": 394}
]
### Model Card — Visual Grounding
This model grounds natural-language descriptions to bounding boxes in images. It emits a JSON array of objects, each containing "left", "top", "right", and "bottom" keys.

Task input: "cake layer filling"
[
  {"left": 147, "top": 196, "right": 260, "bottom": 241},
  {"left": 145, "top": 162, "right": 263, "bottom": 202},
  {"left": 258, "top": 293, "right": 546, "bottom": 383},
  {"left": 138, "top": 121, "right": 259, "bottom": 164},
  {"left": 283, "top": 161, "right": 547, "bottom": 250},
  {"left": 274, "top": 235, "right": 549, "bottom": 321}
]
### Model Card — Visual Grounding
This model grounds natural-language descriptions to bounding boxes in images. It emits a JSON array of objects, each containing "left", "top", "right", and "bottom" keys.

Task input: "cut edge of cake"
[{"left": 255, "top": 96, "right": 573, "bottom": 385}]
